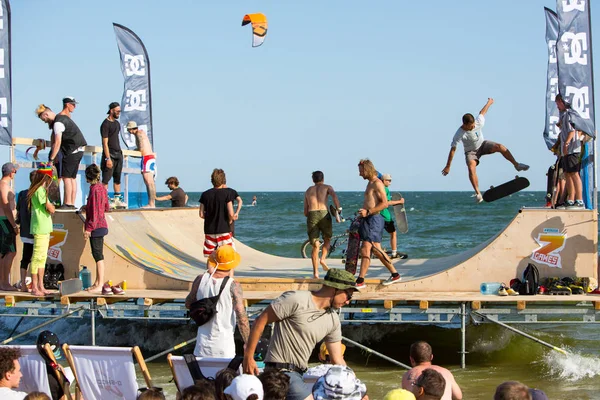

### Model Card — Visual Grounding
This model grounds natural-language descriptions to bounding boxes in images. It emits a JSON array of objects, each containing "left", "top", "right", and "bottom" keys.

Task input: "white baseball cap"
[{"left": 224, "top": 374, "right": 264, "bottom": 400}]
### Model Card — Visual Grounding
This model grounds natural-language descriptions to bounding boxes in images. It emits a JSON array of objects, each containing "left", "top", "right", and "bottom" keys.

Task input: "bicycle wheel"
[
  {"left": 301, "top": 239, "right": 322, "bottom": 258},
  {"left": 300, "top": 235, "right": 346, "bottom": 259}
]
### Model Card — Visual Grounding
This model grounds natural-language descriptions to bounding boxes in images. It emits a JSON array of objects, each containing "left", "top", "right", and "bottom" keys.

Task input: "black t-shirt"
[
  {"left": 100, "top": 118, "right": 122, "bottom": 156},
  {"left": 199, "top": 188, "right": 236, "bottom": 234},
  {"left": 170, "top": 187, "right": 187, "bottom": 207}
]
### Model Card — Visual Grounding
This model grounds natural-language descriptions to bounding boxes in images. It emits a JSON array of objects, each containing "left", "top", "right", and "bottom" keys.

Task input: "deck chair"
[
  {"left": 167, "top": 354, "right": 242, "bottom": 393},
  {"left": 7, "top": 344, "right": 72, "bottom": 400},
  {"left": 63, "top": 344, "right": 153, "bottom": 400}
]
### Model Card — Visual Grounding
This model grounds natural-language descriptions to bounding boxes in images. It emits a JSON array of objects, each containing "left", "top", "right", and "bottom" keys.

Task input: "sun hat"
[
  {"left": 322, "top": 269, "right": 357, "bottom": 291},
  {"left": 207, "top": 245, "right": 241, "bottom": 271},
  {"left": 319, "top": 342, "right": 346, "bottom": 361},
  {"left": 382, "top": 173, "right": 392, "bottom": 181},
  {"left": 312, "top": 365, "right": 367, "bottom": 400},
  {"left": 383, "top": 389, "right": 416, "bottom": 400},
  {"left": 37, "top": 163, "right": 53, "bottom": 178},
  {"left": 1, "top": 162, "right": 18, "bottom": 176},
  {"left": 62, "top": 96, "right": 78, "bottom": 105},
  {"left": 126, "top": 121, "right": 138, "bottom": 130},
  {"left": 223, "top": 374, "right": 264, "bottom": 400},
  {"left": 107, "top": 102, "right": 120, "bottom": 114}
]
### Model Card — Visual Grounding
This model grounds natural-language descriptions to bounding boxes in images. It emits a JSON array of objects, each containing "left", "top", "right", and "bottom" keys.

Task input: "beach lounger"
[
  {"left": 6, "top": 344, "right": 72, "bottom": 400},
  {"left": 167, "top": 354, "right": 242, "bottom": 393},
  {"left": 62, "top": 344, "right": 152, "bottom": 400}
]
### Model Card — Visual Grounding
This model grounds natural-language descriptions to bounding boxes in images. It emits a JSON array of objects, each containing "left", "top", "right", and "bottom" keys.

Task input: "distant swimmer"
[
  {"left": 156, "top": 176, "right": 188, "bottom": 207},
  {"left": 441, "top": 98, "right": 529, "bottom": 203},
  {"left": 251, "top": 195, "right": 257, "bottom": 206},
  {"left": 304, "top": 171, "right": 341, "bottom": 278},
  {"left": 126, "top": 121, "right": 156, "bottom": 208}
]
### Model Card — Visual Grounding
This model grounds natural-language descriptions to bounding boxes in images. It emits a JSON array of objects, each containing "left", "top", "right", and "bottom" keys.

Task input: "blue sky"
[{"left": 2, "top": 0, "right": 599, "bottom": 192}]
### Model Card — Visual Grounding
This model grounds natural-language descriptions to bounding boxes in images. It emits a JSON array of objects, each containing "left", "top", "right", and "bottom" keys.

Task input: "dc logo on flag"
[
  {"left": 566, "top": 85, "right": 590, "bottom": 119},
  {"left": 124, "top": 90, "right": 147, "bottom": 112},
  {"left": 561, "top": 32, "right": 588, "bottom": 65},
  {"left": 562, "top": 0, "right": 586, "bottom": 13},
  {"left": 548, "top": 40, "right": 557, "bottom": 63},
  {"left": 124, "top": 54, "right": 146, "bottom": 76}
]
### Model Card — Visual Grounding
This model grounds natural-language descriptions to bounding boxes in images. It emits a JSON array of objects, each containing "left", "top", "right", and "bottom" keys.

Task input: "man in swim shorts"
[
  {"left": 127, "top": 121, "right": 157, "bottom": 208},
  {"left": 0, "top": 163, "right": 18, "bottom": 291},
  {"left": 304, "top": 171, "right": 341, "bottom": 278},
  {"left": 355, "top": 159, "right": 401, "bottom": 289}
]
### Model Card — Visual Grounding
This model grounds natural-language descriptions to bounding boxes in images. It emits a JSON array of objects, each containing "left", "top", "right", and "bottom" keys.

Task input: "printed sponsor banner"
[
  {"left": 531, "top": 228, "right": 567, "bottom": 268},
  {"left": 0, "top": 0, "right": 11, "bottom": 145},
  {"left": 47, "top": 227, "right": 68, "bottom": 262},
  {"left": 543, "top": 7, "right": 560, "bottom": 149},
  {"left": 113, "top": 23, "right": 153, "bottom": 150}
]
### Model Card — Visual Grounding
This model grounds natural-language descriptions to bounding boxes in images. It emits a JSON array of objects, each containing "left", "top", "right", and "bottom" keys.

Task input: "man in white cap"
[
  {"left": 126, "top": 121, "right": 156, "bottom": 207},
  {"left": 224, "top": 374, "right": 264, "bottom": 400},
  {"left": 0, "top": 163, "right": 18, "bottom": 291}
]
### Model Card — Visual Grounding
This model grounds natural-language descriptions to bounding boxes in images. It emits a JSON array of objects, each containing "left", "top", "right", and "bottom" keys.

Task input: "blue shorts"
[
  {"left": 284, "top": 371, "right": 310, "bottom": 400},
  {"left": 359, "top": 214, "right": 384, "bottom": 243}
]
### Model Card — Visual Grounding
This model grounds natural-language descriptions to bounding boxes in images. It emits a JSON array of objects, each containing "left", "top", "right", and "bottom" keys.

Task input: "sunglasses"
[{"left": 342, "top": 289, "right": 353, "bottom": 301}]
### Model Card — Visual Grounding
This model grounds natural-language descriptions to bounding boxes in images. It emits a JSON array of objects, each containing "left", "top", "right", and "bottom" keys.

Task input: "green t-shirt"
[
  {"left": 381, "top": 186, "right": 392, "bottom": 222},
  {"left": 31, "top": 187, "right": 53, "bottom": 235}
]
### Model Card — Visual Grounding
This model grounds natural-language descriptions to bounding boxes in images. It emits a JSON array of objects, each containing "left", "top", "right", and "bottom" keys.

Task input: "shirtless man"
[
  {"left": 304, "top": 171, "right": 341, "bottom": 278},
  {"left": 402, "top": 341, "right": 463, "bottom": 400},
  {"left": 0, "top": 163, "right": 19, "bottom": 291},
  {"left": 355, "top": 159, "right": 401, "bottom": 289},
  {"left": 126, "top": 121, "right": 156, "bottom": 208}
]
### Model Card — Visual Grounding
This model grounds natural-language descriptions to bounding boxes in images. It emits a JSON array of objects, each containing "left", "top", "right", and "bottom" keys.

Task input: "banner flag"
[
  {"left": 543, "top": 7, "right": 560, "bottom": 150},
  {"left": 0, "top": 0, "right": 11, "bottom": 146},
  {"left": 113, "top": 23, "right": 153, "bottom": 150}
]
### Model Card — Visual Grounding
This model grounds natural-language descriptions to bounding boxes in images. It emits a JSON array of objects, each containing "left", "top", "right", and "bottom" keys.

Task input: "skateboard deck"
[
  {"left": 48, "top": 165, "right": 61, "bottom": 206},
  {"left": 344, "top": 218, "right": 362, "bottom": 275},
  {"left": 329, "top": 204, "right": 342, "bottom": 223},
  {"left": 391, "top": 193, "right": 408, "bottom": 234},
  {"left": 483, "top": 177, "right": 530, "bottom": 203},
  {"left": 59, "top": 278, "right": 83, "bottom": 296}
]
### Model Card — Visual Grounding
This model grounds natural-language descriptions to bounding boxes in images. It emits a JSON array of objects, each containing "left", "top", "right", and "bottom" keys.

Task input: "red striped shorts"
[{"left": 203, "top": 232, "right": 235, "bottom": 257}]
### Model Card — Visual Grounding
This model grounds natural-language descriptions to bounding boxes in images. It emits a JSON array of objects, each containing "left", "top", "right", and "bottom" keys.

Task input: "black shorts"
[
  {"left": 384, "top": 220, "right": 396, "bottom": 233},
  {"left": 61, "top": 151, "right": 84, "bottom": 179},
  {"left": 101, "top": 152, "right": 123, "bottom": 185},
  {"left": 561, "top": 153, "right": 581, "bottom": 174}
]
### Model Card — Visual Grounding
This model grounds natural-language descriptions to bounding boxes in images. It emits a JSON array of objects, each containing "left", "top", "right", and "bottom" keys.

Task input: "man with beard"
[{"left": 100, "top": 102, "right": 125, "bottom": 207}]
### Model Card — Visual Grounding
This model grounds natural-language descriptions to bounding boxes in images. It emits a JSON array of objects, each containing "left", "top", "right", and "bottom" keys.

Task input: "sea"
[{"left": 2, "top": 190, "right": 600, "bottom": 399}]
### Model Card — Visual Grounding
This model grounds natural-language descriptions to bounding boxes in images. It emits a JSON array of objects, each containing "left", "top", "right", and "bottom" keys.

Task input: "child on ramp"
[
  {"left": 81, "top": 165, "right": 123, "bottom": 295},
  {"left": 27, "top": 164, "right": 55, "bottom": 296}
]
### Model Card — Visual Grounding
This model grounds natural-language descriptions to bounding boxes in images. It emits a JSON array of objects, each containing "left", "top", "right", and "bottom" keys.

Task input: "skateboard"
[
  {"left": 545, "top": 164, "right": 556, "bottom": 206},
  {"left": 48, "top": 165, "right": 61, "bottom": 206},
  {"left": 482, "top": 177, "right": 530, "bottom": 203},
  {"left": 344, "top": 218, "right": 362, "bottom": 275},
  {"left": 391, "top": 193, "right": 408, "bottom": 234},
  {"left": 329, "top": 204, "right": 343, "bottom": 223}
]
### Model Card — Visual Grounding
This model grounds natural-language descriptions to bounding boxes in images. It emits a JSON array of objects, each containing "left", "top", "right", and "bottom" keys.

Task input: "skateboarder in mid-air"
[{"left": 441, "top": 98, "right": 530, "bottom": 203}]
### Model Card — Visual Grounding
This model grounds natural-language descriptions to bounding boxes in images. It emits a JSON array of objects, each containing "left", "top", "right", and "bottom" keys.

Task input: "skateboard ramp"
[{"left": 13, "top": 208, "right": 597, "bottom": 292}]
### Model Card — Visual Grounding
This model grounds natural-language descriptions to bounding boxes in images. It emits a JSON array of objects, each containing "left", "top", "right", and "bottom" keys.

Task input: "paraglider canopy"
[{"left": 242, "top": 13, "right": 268, "bottom": 47}]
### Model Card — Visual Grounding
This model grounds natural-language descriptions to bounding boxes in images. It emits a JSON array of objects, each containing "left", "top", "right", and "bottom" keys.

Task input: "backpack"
[
  {"left": 44, "top": 263, "right": 65, "bottom": 290},
  {"left": 518, "top": 263, "right": 540, "bottom": 295},
  {"left": 189, "top": 276, "right": 230, "bottom": 326},
  {"left": 183, "top": 354, "right": 243, "bottom": 384}
]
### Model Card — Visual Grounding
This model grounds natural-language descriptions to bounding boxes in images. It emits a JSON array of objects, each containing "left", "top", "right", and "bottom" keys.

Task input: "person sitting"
[
  {"left": 494, "top": 381, "right": 532, "bottom": 400},
  {"left": 0, "top": 347, "right": 27, "bottom": 399},
  {"left": 412, "top": 369, "right": 446, "bottom": 400},
  {"left": 311, "top": 365, "right": 368, "bottom": 400},
  {"left": 180, "top": 380, "right": 217, "bottom": 400},
  {"left": 156, "top": 176, "right": 188, "bottom": 207},
  {"left": 224, "top": 374, "right": 264, "bottom": 400},
  {"left": 215, "top": 368, "right": 238, "bottom": 400},
  {"left": 384, "top": 389, "right": 417, "bottom": 400},
  {"left": 258, "top": 370, "right": 289, "bottom": 400},
  {"left": 23, "top": 393, "right": 50, "bottom": 400},
  {"left": 137, "top": 387, "right": 165, "bottom": 400}
]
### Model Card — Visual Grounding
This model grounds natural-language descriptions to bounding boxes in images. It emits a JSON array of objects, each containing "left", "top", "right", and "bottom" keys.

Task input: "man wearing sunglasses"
[
  {"left": 243, "top": 268, "right": 357, "bottom": 400},
  {"left": 0, "top": 163, "right": 18, "bottom": 291}
]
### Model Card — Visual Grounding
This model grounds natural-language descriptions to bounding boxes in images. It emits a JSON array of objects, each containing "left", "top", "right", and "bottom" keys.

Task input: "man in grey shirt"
[
  {"left": 441, "top": 98, "right": 529, "bottom": 203},
  {"left": 243, "top": 268, "right": 357, "bottom": 400}
]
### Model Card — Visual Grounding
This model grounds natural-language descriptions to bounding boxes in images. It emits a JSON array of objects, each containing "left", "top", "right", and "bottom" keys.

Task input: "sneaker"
[
  {"left": 555, "top": 203, "right": 566, "bottom": 210},
  {"left": 506, "top": 287, "right": 519, "bottom": 296},
  {"left": 515, "top": 163, "right": 530, "bottom": 171},
  {"left": 566, "top": 201, "right": 577, "bottom": 210},
  {"left": 111, "top": 285, "right": 125, "bottom": 295},
  {"left": 498, "top": 286, "right": 508, "bottom": 296},
  {"left": 473, "top": 193, "right": 483, "bottom": 204},
  {"left": 575, "top": 200, "right": 585, "bottom": 209},
  {"left": 101, "top": 283, "right": 113, "bottom": 296},
  {"left": 355, "top": 281, "right": 366, "bottom": 291},
  {"left": 381, "top": 274, "right": 402, "bottom": 286}
]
